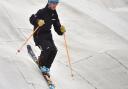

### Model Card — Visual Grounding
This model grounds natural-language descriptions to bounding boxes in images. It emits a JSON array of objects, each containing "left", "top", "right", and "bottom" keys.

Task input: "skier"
[{"left": 29, "top": 0, "right": 66, "bottom": 75}]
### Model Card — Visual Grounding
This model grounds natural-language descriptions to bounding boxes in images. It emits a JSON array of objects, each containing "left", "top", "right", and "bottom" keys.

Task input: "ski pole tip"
[
  {"left": 71, "top": 74, "right": 74, "bottom": 77},
  {"left": 17, "top": 50, "right": 20, "bottom": 53}
]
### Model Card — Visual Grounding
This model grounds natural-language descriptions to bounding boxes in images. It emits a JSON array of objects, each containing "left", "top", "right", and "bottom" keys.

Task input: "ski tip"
[
  {"left": 27, "top": 45, "right": 31, "bottom": 49},
  {"left": 27, "top": 44, "right": 30, "bottom": 46}
]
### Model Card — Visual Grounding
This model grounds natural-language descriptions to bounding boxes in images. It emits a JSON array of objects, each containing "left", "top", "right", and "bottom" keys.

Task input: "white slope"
[
  {"left": 0, "top": 0, "right": 128, "bottom": 89},
  {"left": 87, "top": 0, "right": 128, "bottom": 8}
]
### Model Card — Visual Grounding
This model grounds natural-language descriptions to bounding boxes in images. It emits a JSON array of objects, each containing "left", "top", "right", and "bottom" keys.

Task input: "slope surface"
[{"left": 0, "top": 0, "right": 128, "bottom": 89}]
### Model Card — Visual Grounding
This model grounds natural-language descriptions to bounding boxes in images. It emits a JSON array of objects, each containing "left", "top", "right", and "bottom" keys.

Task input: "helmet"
[{"left": 48, "top": 0, "right": 59, "bottom": 4}]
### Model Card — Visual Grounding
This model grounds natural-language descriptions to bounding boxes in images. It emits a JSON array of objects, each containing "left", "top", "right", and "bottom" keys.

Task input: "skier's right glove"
[{"left": 37, "top": 19, "right": 45, "bottom": 27}]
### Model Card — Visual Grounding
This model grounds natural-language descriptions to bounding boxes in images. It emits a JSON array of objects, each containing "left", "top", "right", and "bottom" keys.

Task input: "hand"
[
  {"left": 37, "top": 19, "right": 45, "bottom": 27},
  {"left": 60, "top": 25, "right": 66, "bottom": 33}
]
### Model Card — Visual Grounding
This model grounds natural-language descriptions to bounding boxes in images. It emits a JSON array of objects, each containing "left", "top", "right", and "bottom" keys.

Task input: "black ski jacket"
[{"left": 29, "top": 4, "right": 63, "bottom": 45}]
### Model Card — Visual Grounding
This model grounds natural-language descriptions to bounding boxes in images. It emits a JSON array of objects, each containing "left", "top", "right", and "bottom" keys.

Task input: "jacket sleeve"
[
  {"left": 29, "top": 14, "right": 37, "bottom": 25},
  {"left": 53, "top": 12, "right": 63, "bottom": 35},
  {"left": 29, "top": 9, "right": 43, "bottom": 26}
]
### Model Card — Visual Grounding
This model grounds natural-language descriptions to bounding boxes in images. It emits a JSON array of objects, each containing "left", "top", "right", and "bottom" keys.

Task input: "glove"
[
  {"left": 60, "top": 25, "right": 66, "bottom": 33},
  {"left": 37, "top": 19, "right": 45, "bottom": 27}
]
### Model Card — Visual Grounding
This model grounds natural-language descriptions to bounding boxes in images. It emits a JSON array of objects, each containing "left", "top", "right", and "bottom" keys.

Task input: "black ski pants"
[{"left": 38, "top": 39, "right": 57, "bottom": 68}]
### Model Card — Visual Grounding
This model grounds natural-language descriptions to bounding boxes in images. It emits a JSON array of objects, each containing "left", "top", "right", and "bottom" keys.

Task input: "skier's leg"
[
  {"left": 46, "top": 47, "right": 57, "bottom": 68},
  {"left": 38, "top": 40, "right": 56, "bottom": 74},
  {"left": 38, "top": 40, "right": 50, "bottom": 68},
  {"left": 46, "top": 41, "right": 58, "bottom": 68},
  {"left": 38, "top": 50, "right": 49, "bottom": 68}
]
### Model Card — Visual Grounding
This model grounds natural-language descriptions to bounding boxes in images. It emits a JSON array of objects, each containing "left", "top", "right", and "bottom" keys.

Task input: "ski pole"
[
  {"left": 17, "top": 26, "right": 40, "bottom": 53},
  {"left": 64, "top": 33, "right": 74, "bottom": 77}
]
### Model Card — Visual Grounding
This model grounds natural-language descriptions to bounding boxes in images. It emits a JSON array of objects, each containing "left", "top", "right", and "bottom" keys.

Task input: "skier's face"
[{"left": 48, "top": 3, "right": 58, "bottom": 10}]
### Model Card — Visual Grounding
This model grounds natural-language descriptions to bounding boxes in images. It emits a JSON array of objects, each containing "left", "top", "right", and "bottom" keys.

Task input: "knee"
[{"left": 42, "top": 46, "right": 57, "bottom": 55}]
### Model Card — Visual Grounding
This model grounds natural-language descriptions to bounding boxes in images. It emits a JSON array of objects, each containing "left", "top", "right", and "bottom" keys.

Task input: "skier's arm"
[
  {"left": 53, "top": 14, "right": 66, "bottom": 35},
  {"left": 29, "top": 9, "right": 44, "bottom": 26},
  {"left": 29, "top": 14, "right": 37, "bottom": 25}
]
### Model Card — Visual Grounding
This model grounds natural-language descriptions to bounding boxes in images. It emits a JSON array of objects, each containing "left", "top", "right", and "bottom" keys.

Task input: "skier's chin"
[
  {"left": 49, "top": 7, "right": 57, "bottom": 10},
  {"left": 51, "top": 8, "right": 56, "bottom": 10}
]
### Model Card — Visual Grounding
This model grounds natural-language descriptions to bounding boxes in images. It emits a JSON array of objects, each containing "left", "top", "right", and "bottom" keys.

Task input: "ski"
[{"left": 27, "top": 45, "right": 55, "bottom": 89}]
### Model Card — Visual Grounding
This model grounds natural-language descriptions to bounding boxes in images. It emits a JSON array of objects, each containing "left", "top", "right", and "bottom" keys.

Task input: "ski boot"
[
  {"left": 40, "top": 66, "right": 50, "bottom": 77},
  {"left": 49, "top": 84, "right": 55, "bottom": 89}
]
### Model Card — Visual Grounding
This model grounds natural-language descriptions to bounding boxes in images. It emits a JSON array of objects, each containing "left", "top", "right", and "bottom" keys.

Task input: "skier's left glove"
[{"left": 60, "top": 25, "right": 66, "bottom": 33}]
